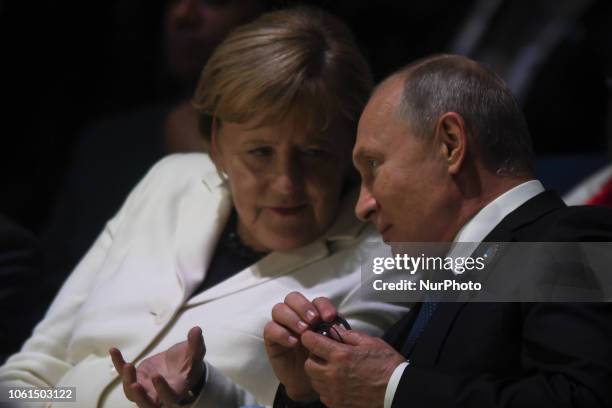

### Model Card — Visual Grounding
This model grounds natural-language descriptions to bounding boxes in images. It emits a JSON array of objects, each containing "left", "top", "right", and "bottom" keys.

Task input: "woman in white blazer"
[{"left": 0, "top": 8, "right": 407, "bottom": 408}]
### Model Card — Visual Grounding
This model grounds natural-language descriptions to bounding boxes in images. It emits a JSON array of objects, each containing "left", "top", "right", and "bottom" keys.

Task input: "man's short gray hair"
[{"left": 395, "top": 54, "right": 535, "bottom": 177}]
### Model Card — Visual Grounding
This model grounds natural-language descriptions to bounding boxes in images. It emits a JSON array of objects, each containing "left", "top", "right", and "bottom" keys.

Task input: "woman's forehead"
[
  {"left": 221, "top": 118, "right": 344, "bottom": 144},
  {"left": 220, "top": 109, "right": 353, "bottom": 142}
]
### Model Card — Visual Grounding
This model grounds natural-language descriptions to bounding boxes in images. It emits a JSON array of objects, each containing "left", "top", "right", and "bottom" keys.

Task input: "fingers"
[
  {"left": 264, "top": 320, "right": 299, "bottom": 349},
  {"left": 123, "top": 362, "right": 138, "bottom": 384},
  {"left": 109, "top": 347, "right": 127, "bottom": 375},
  {"left": 120, "top": 363, "right": 139, "bottom": 401},
  {"left": 187, "top": 326, "right": 206, "bottom": 360},
  {"left": 271, "top": 302, "right": 311, "bottom": 336},
  {"left": 304, "top": 353, "right": 330, "bottom": 380},
  {"left": 129, "top": 382, "right": 159, "bottom": 408},
  {"left": 152, "top": 375, "right": 180, "bottom": 407},
  {"left": 273, "top": 292, "right": 340, "bottom": 335},
  {"left": 331, "top": 326, "right": 366, "bottom": 346},
  {"left": 111, "top": 350, "right": 154, "bottom": 405},
  {"left": 312, "top": 297, "right": 338, "bottom": 322},
  {"left": 284, "top": 291, "right": 321, "bottom": 326},
  {"left": 301, "top": 330, "right": 343, "bottom": 361}
]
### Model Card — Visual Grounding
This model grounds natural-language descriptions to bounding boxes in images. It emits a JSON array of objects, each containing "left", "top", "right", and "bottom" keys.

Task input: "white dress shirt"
[{"left": 383, "top": 180, "right": 545, "bottom": 408}]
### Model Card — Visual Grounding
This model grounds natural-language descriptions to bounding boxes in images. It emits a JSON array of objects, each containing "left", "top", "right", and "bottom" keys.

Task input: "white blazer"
[{"left": 0, "top": 154, "right": 407, "bottom": 407}]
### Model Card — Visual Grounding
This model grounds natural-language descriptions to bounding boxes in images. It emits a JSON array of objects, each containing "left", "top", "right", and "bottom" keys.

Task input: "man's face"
[{"left": 353, "top": 78, "right": 455, "bottom": 243}]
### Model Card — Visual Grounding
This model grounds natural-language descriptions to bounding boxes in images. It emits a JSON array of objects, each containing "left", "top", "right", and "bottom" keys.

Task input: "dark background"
[
  {"left": 0, "top": 0, "right": 167, "bottom": 231},
  {"left": 1, "top": 0, "right": 611, "bottom": 234}
]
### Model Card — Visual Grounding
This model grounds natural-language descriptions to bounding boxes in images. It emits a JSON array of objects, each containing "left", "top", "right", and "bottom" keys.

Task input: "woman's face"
[{"left": 213, "top": 114, "right": 354, "bottom": 252}]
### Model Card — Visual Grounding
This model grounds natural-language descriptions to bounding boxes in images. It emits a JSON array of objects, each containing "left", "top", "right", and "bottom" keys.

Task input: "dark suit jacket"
[
  {"left": 385, "top": 191, "right": 612, "bottom": 408},
  {"left": 274, "top": 191, "right": 612, "bottom": 408},
  {"left": 0, "top": 214, "right": 43, "bottom": 363}
]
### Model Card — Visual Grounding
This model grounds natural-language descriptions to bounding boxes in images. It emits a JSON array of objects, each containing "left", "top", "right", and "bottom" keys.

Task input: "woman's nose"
[{"left": 272, "top": 155, "right": 303, "bottom": 195}]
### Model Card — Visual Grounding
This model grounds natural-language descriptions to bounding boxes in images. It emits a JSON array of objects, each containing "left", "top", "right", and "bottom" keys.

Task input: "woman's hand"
[
  {"left": 109, "top": 326, "right": 206, "bottom": 407},
  {"left": 263, "top": 291, "right": 339, "bottom": 402}
]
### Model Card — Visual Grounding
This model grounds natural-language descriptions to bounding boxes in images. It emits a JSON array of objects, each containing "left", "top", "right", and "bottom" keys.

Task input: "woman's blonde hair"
[{"left": 192, "top": 7, "right": 373, "bottom": 142}]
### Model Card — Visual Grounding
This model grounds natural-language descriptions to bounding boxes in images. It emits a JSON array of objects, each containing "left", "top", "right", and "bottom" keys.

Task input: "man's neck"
[{"left": 453, "top": 172, "right": 534, "bottom": 239}]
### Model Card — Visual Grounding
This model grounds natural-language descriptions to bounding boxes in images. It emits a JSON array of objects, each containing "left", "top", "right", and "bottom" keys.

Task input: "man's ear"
[{"left": 435, "top": 112, "right": 467, "bottom": 175}]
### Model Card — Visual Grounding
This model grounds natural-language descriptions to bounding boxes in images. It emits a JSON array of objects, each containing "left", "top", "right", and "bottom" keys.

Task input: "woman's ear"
[
  {"left": 210, "top": 116, "right": 225, "bottom": 172},
  {"left": 435, "top": 112, "right": 467, "bottom": 175}
]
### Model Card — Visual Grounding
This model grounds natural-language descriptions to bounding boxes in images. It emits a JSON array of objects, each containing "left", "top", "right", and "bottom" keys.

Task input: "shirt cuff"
[{"left": 384, "top": 361, "right": 409, "bottom": 408}]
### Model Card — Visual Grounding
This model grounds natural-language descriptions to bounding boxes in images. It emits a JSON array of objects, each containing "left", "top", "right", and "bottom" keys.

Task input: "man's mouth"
[
  {"left": 378, "top": 224, "right": 391, "bottom": 234},
  {"left": 378, "top": 224, "right": 392, "bottom": 241}
]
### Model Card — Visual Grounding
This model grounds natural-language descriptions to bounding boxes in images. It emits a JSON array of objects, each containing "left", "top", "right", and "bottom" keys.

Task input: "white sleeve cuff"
[
  {"left": 189, "top": 360, "right": 257, "bottom": 407},
  {"left": 383, "top": 361, "right": 409, "bottom": 408}
]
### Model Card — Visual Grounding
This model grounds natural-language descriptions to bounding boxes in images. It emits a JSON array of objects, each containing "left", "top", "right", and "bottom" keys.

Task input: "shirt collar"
[{"left": 454, "top": 179, "right": 545, "bottom": 244}]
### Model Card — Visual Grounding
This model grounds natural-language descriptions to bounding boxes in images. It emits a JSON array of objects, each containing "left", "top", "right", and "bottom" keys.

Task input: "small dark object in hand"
[{"left": 313, "top": 315, "right": 351, "bottom": 343}]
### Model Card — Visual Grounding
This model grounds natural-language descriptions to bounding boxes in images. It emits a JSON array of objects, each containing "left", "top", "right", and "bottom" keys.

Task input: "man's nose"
[{"left": 355, "top": 184, "right": 377, "bottom": 222}]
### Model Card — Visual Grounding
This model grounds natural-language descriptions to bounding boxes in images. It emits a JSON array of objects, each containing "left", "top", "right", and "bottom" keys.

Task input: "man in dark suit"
[
  {"left": 0, "top": 214, "right": 44, "bottom": 364},
  {"left": 264, "top": 54, "right": 612, "bottom": 407}
]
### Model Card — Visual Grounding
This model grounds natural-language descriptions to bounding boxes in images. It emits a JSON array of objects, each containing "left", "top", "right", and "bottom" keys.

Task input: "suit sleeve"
[
  {"left": 272, "top": 384, "right": 326, "bottom": 408},
  {"left": 190, "top": 362, "right": 259, "bottom": 408},
  {"left": 0, "top": 158, "right": 168, "bottom": 391},
  {"left": 391, "top": 302, "right": 612, "bottom": 408}
]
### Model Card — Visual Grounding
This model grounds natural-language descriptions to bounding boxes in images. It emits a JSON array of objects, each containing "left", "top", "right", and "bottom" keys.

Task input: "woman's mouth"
[{"left": 268, "top": 205, "right": 308, "bottom": 216}]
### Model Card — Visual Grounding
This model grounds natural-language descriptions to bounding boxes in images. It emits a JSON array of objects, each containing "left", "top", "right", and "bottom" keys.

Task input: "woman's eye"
[{"left": 248, "top": 147, "right": 273, "bottom": 156}]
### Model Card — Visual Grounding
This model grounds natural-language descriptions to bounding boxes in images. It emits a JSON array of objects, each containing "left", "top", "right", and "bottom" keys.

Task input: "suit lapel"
[
  {"left": 187, "top": 240, "right": 330, "bottom": 305},
  {"left": 384, "top": 304, "right": 418, "bottom": 350},
  {"left": 174, "top": 169, "right": 232, "bottom": 302},
  {"left": 405, "top": 191, "right": 566, "bottom": 366}
]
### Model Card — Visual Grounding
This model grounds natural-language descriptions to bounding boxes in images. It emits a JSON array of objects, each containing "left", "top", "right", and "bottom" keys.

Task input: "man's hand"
[
  {"left": 109, "top": 326, "right": 206, "bottom": 408},
  {"left": 263, "top": 292, "right": 338, "bottom": 402},
  {"left": 302, "top": 327, "right": 405, "bottom": 408}
]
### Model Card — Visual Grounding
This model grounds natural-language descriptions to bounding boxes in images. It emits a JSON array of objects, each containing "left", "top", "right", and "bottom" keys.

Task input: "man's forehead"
[
  {"left": 355, "top": 77, "right": 405, "bottom": 150},
  {"left": 370, "top": 74, "right": 404, "bottom": 109},
  {"left": 359, "top": 77, "right": 404, "bottom": 130}
]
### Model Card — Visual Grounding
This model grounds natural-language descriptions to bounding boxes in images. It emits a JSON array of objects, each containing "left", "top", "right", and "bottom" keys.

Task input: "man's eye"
[
  {"left": 366, "top": 159, "right": 380, "bottom": 169},
  {"left": 248, "top": 147, "right": 273, "bottom": 156}
]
